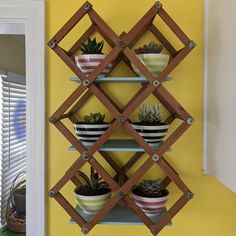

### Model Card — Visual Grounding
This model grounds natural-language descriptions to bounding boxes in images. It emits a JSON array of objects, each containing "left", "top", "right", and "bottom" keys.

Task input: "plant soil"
[
  {"left": 132, "top": 188, "right": 169, "bottom": 198},
  {"left": 75, "top": 186, "right": 111, "bottom": 196}
]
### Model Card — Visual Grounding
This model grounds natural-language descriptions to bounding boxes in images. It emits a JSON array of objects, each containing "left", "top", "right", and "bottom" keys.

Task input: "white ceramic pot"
[
  {"left": 74, "top": 190, "right": 112, "bottom": 215},
  {"left": 132, "top": 191, "right": 169, "bottom": 217},
  {"left": 131, "top": 123, "right": 169, "bottom": 145},
  {"left": 74, "top": 123, "right": 110, "bottom": 145},
  {"left": 131, "top": 53, "right": 170, "bottom": 77},
  {"left": 75, "top": 54, "right": 113, "bottom": 78}
]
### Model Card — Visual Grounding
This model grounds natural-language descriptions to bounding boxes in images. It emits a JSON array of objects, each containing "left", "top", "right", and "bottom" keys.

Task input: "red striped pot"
[
  {"left": 132, "top": 190, "right": 169, "bottom": 217},
  {"left": 75, "top": 54, "right": 113, "bottom": 78}
]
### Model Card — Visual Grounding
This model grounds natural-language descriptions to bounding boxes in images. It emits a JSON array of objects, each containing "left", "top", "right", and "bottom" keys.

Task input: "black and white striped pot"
[
  {"left": 131, "top": 123, "right": 169, "bottom": 145},
  {"left": 73, "top": 123, "right": 110, "bottom": 145}
]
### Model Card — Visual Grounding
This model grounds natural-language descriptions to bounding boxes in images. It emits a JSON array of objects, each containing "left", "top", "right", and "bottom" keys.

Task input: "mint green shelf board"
[
  {"left": 69, "top": 139, "right": 171, "bottom": 152},
  {"left": 69, "top": 77, "right": 172, "bottom": 83},
  {"left": 70, "top": 205, "right": 172, "bottom": 226}
]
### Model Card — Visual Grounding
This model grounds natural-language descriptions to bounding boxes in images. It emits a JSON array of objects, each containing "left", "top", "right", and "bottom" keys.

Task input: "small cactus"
[
  {"left": 80, "top": 37, "right": 104, "bottom": 54},
  {"left": 134, "top": 42, "right": 163, "bottom": 54},
  {"left": 83, "top": 113, "right": 105, "bottom": 124}
]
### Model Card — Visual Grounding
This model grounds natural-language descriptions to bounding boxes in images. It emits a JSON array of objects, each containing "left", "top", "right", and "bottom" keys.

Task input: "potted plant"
[
  {"left": 74, "top": 112, "right": 110, "bottom": 145},
  {"left": 132, "top": 179, "right": 169, "bottom": 217},
  {"left": 74, "top": 37, "right": 113, "bottom": 78},
  {"left": 74, "top": 167, "right": 111, "bottom": 215},
  {"left": 131, "top": 103, "right": 169, "bottom": 146},
  {"left": 131, "top": 41, "right": 170, "bottom": 77}
]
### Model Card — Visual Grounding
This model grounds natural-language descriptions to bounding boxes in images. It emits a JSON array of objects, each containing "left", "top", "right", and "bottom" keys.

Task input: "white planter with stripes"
[
  {"left": 131, "top": 123, "right": 169, "bottom": 145},
  {"left": 74, "top": 190, "right": 112, "bottom": 215},
  {"left": 74, "top": 123, "right": 110, "bottom": 145},
  {"left": 131, "top": 53, "right": 170, "bottom": 77},
  {"left": 132, "top": 191, "right": 169, "bottom": 217},
  {"left": 75, "top": 54, "right": 113, "bottom": 78}
]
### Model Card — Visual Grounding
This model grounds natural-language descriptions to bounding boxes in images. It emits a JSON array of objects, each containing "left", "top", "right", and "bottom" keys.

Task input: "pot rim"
[
  {"left": 74, "top": 189, "right": 112, "bottom": 200},
  {"left": 136, "top": 53, "right": 170, "bottom": 58},
  {"left": 75, "top": 54, "right": 106, "bottom": 59}
]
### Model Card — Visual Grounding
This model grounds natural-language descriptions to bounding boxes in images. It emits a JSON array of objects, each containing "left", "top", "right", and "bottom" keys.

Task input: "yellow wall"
[{"left": 47, "top": 0, "right": 236, "bottom": 235}]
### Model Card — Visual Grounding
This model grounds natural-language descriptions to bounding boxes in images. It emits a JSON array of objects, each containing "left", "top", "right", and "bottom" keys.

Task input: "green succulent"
[
  {"left": 80, "top": 37, "right": 104, "bottom": 54},
  {"left": 83, "top": 113, "right": 105, "bottom": 124},
  {"left": 135, "top": 179, "right": 165, "bottom": 198},
  {"left": 134, "top": 41, "right": 163, "bottom": 54},
  {"left": 76, "top": 167, "right": 109, "bottom": 195},
  {"left": 138, "top": 104, "right": 163, "bottom": 125}
]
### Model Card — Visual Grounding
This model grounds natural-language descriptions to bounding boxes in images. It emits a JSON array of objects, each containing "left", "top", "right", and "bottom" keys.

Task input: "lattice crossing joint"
[
  {"left": 48, "top": 190, "right": 56, "bottom": 198},
  {"left": 82, "top": 152, "right": 91, "bottom": 161},
  {"left": 152, "top": 154, "right": 160, "bottom": 162},
  {"left": 81, "top": 227, "right": 89, "bottom": 235},
  {"left": 155, "top": 1, "right": 162, "bottom": 9}
]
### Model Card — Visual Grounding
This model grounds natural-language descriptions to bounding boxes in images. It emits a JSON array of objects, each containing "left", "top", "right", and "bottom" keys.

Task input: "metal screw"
[
  {"left": 48, "top": 190, "right": 56, "bottom": 198},
  {"left": 49, "top": 116, "right": 57, "bottom": 124},
  {"left": 84, "top": 2, "right": 91, "bottom": 10},
  {"left": 155, "top": 1, "right": 162, "bottom": 9},
  {"left": 81, "top": 227, "right": 89, "bottom": 235},
  {"left": 151, "top": 227, "right": 159, "bottom": 236},
  {"left": 118, "top": 116, "right": 126, "bottom": 125},
  {"left": 48, "top": 40, "right": 56, "bottom": 49},
  {"left": 153, "top": 80, "right": 160, "bottom": 87},
  {"left": 119, "top": 40, "right": 126, "bottom": 48},
  {"left": 82, "top": 152, "right": 91, "bottom": 161},
  {"left": 83, "top": 79, "right": 90, "bottom": 86},
  {"left": 152, "top": 154, "right": 160, "bottom": 162},
  {"left": 117, "top": 192, "right": 124, "bottom": 199},
  {"left": 188, "top": 40, "right": 197, "bottom": 49},
  {"left": 186, "top": 191, "right": 194, "bottom": 199},
  {"left": 187, "top": 117, "right": 195, "bottom": 125}
]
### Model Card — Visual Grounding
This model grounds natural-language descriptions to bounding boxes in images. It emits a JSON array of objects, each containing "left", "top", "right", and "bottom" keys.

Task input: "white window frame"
[{"left": 0, "top": 1, "right": 45, "bottom": 235}]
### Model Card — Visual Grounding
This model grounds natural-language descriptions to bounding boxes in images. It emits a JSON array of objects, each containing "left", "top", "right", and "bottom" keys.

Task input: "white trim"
[
  {"left": 203, "top": 0, "right": 209, "bottom": 174},
  {"left": 0, "top": 1, "right": 45, "bottom": 236}
]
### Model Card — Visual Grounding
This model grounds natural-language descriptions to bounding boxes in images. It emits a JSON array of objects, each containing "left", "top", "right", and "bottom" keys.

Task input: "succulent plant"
[
  {"left": 134, "top": 179, "right": 166, "bottom": 198},
  {"left": 76, "top": 167, "right": 109, "bottom": 195},
  {"left": 134, "top": 42, "right": 163, "bottom": 54},
  {"left": 138, "top": 104, "right": 163, "bottom": 125},
  {"left": 80, "top": 37, "right": 104, "bottom": 54},
  {"left": 83, "top": 112, "right": 105, "bottom": 124}
]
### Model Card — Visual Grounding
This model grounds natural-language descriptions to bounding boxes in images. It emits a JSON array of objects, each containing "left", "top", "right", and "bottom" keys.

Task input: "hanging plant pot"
[
  {"left": 75, "top": 54, "right": 113, "bottom": 78},
  {"left": 131, "top": 122, "right": 169, "bottom": 145},
  {"left": 74, "top": 123, "right": 110, "bottom": 145}
]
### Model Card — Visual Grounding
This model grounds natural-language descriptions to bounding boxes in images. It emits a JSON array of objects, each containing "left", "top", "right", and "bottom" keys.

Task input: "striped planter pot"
[
  {"left": 74, "top": 190, "right": 112, "bottom": 215},
  {"left": 131, "top": 53, "right": 170, "bottom": 77},
  {"left": 132, "top": 191, "right": 169, "bottom": 217},
  {"left": 74, "top": 123, "right": 110, "bottom": 145},
  {"left": 131, "top": 123, "right": 169, "bottom": 145},
  {"left": 75, "top": 54, "right": 113, "bottom": 78}
]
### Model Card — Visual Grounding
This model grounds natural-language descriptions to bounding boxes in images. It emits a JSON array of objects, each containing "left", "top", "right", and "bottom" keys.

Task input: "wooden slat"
[{"left": 71, "top": 175, "right": 82, "bottom": 187}]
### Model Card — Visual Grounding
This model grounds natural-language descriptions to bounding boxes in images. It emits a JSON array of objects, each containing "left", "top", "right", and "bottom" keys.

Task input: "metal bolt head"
[
  {"left": 49, "top": 116, "right": 57, "bottom": 124},
  {"left": 81, "top": 227, "right": 89, "bottom": 235},
  {"left": 84, "top": 2, "right": 91, "bottom": 10},
  {"left": 188, "top": 40, "right": 197, "bottom": 49},
  {"left": 118, "top": 116, "right": 126, "bottom": 125},
  {"left": 83, "top": 79, "right": 90, "bottom": 86},
  {"left": 82, "top": 152, "right": 91, "bottom": 161},
  {"left": 151, "top": 228, "right": 159, "bottom": 236},
  {"left": 155, "top": 1, "right": 162, "bottom": 9},
  {"left": 48, "top": 190, "right": 56, "bottom": 198},
  {"left": 187, "top": 117, "right": 195, "bottom": 125},
  {"left": 119, "top": 40, "right": 126, "bottom": 48},
  {"left": 117, "top": 192, "right": 124, "bottom": 199},
  {"left": 186, "top": 191, "right": 194, "bottom": 199},
  {"left": 48, "top": 40, "right": 56, "bottom": 49},
  {"left": 153, "top": 80, "right": 160, "bottom": 87},
  {"left": 152, "top": 154, "right": 160, "bottom": 162}
]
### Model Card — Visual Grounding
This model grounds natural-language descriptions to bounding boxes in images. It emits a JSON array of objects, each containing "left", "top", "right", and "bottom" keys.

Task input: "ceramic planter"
[
  {"left": 75, "top": 54, "right": 113, "bottom": 78},
  {"left": 74, "top": 123, "right": 110, "bottom": 145},
  {"left": 131, "top": 123, "right": 169, "bottom": 145},
  {"left": 132, "top": 190, "right": 169, "bottom": 217},
  {"left": 131, "top": 53, "right": 170, "bottom": 77},
  {"left": 74, "top": 189, "right": 112, "bottom": 215}
]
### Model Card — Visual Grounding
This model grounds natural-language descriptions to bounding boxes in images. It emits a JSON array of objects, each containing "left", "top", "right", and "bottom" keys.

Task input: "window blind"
[{"left": 0, "top": 71, "right": 26, "bottom": 226}]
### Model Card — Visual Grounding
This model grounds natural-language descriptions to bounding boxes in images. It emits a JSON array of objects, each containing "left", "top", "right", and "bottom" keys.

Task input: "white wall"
[
  {"left": 205, "top": 0, "right": 236, "bottom": 192},
  {"left": 0, "top": 35, "right": 25, "bottom": 75}
]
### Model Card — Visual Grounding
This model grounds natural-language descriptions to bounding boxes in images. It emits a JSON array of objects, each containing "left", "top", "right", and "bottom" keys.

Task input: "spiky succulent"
[
  {"left": 80, "top": 37, "right": 104, "bottom": 54},
  {"left": 134, "top": 42, "right": 163, "bottom": 54},
  {"left": 76, "top": 167, "right": 109, "bottom": 195},
  {"left": 83, "top": 112, "right": 105, "bottom": 124},
  {"left": 135, "top": 179, "right": 165, "bottom": 197},
  {"left": 138, "top": 104, "right": 163, "bottom": 125}
]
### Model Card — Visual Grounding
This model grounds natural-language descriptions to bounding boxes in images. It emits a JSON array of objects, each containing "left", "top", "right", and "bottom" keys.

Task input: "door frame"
[{"left": 0, "top": 1, "right": 45, "bottom": 235}]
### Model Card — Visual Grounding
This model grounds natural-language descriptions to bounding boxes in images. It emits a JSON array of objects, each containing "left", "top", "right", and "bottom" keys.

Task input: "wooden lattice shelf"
[{"left": 48, "top": 1, "right": 196, "bottom": 235}]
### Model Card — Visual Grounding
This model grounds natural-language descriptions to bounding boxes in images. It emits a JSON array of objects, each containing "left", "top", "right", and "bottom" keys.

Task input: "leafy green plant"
[
  {"left": 80, "top": 37, "right": 104, "bottom": 54},
  {"left": 76, "top": 167, "right": 109, "bottom": 196},
  {"left": 83, "top": 112, "right": 105, "bottom": 124},
  {"left": 138, "top": 104, "right": 163, "bottom": 125},
  {"left": 133, "top": 179, "right": 167, "bottom": 198},
  {"left": 134, "top": 41, "right": 163, "bottom": 54}
]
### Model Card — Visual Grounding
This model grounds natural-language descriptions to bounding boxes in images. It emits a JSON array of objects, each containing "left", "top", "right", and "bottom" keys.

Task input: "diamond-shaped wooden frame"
[{"left": 48, "top": 1, "right": 196, "bottom": 235}]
